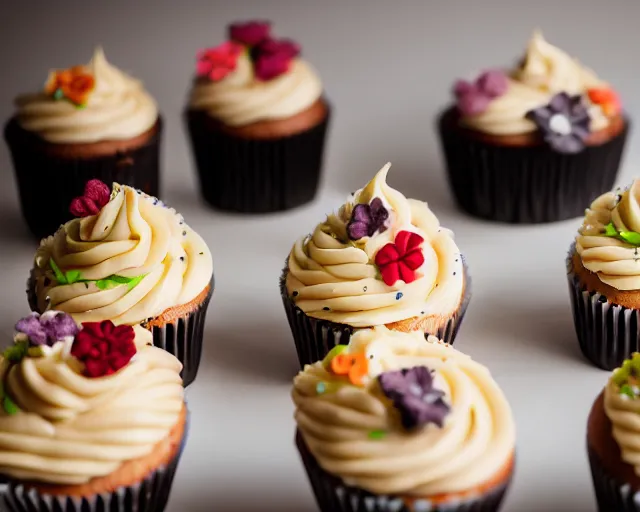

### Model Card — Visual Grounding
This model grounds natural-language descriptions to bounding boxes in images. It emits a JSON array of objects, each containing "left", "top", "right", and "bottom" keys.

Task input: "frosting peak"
[
  {"left": 285, "top": 164, "right": 464, "bottom": 327},
  {"left": 31, "top": 183, "right": 213, "bottom": 325},
  {"left": 15, "top": 48, "right": 158, "bottom": 143},
  {"left": 292, "top": 327, "right": 515, "bottom": 496}
]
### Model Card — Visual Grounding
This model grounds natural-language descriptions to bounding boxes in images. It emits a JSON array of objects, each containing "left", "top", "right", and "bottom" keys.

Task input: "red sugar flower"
[
  {"left": 229, "top": 20, "right": 271, "bottom": 46},
  {"left": 375, "top": 231, "right": 425, "bottom": 286},
  {"left": 71, "top": 320, "right": 136, "bottom": 378},
  {"left": 254, "top": 39, "right": 300, "bottom": 81},
  {"left": 196, "top": 42, "right": 244, "bottom": 82},
  {"left": 69, "top": 179, "right": 111, "bottom": 218},
  {"left": 588, "top": 87, "right": 621, "bottom": 117}
]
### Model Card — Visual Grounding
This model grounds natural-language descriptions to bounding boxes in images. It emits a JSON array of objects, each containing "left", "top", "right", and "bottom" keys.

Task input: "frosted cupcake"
[
  {"left": 587, "top": 353, "right": 640, "bottom": 511},
  {"left": 186, "top": 20, "right": 330, "bottom": 213},
  {"left": 0, "top": 311, "right": 187, "bottom": 512},
  {"left": 292, "top": 327, "right": 515, "bottom": 512},
  {"left": 569, "top": 180, "right": 640, "bottom": 370},
  {"left": 5, "top": 48, "right": 162, "bottom": 239},
  {"left": 27, "top": 180, "right": 214, "bottom": 386},
  {"left": 439, "top": 30, "right": 629, "bottom": 223},
  {"left": 281, "top": 163, "right": 470, "bottom": 367}
]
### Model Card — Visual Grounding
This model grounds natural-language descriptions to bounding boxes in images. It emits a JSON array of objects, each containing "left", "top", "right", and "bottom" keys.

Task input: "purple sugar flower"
[
  {"left": 15, "top": 311, "right": 79, "bottom": 346},
  {"left": 453, "top": 69, "right": 509, "bottom": 116},
  {"left": 347, "top": 198, "right": 389, "bottom": 241},
  {"left": 526, "top": 92, "right": 591, "bottom": 154},
  {"left": 378, "top": 366, "right": 450, "bottom": 430}
]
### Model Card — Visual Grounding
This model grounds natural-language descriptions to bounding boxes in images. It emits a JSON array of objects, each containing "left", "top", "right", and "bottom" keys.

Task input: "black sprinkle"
[
  {"left": 455, "top": 259, "right": 458, "bottom": 262},
  {"left": 292, "top": 291, "right": 299, "bottom": 297},
  {"left": 84, "top": 283, "right": 89, "bottom": 289},
  {"left": 199, "top": 252, "right": 204, "bottom": 255},
  {"left": 323, "top": 307, "right": 330, "bottom": 311},
  {"left": 350, "top": 191, "right": 355, "bottom": 196},
  {"left": 104, "top": 226, "right": 109, "bottom": 231},
  {"left": 598, "top": 295, "right": 608, "bottom": 303},
  {"left": 436, "top": 284, "right": 438, "bottom": 287},
  {"left": 395, "top": 292, "right": 403, "bottom": 300},
  {"left": 43, "top": 277, "right": 51, "bottom": 287},
  {"left": 182, "top": 231, "right": 187, "bottom": 236},
  {"left": 180, "top": 256, "right": 185, "bottom": 262},
  {"left": 363, "top": 286, "right": 367, "bottom": 292},
  {"left": 369, "top": 354, "right": 374, "bottom": 359},
  {"left": 420, "top": 311, "right": 425, "bottom": 315},
  {"left": 453, "top": 272, "right": 456, "bottom": 276}
]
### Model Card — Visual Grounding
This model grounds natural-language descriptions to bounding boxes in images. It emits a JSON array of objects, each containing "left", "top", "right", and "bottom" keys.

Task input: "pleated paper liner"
[
  {"left": 3, "top": 410, "right": 190, "bottom": 512},
  {"left": 27, "top": 275, "right": 214, "bottom": 387},
  {"left": 297, "top": 431, "right": 511, "bottom": 512},
  {"left": 185, "top": 107, "right": 330, "bottom": 213},
  {"left": 438, "top": 107, "right": 629, "bottom": 224},
  {"left": 588, "top": 444, "right": 640, "bottom": 512},
  {"left": 4, "top": 116, "right": 162, "bottom": 240},
  {"left": 281, "top": 258, "right": 471, "bottom": 368},
  {"left": 567, "top": 247, "right": 639, "bottom": 371}
]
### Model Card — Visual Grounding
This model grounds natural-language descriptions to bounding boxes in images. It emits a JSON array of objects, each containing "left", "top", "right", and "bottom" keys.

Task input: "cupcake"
[
  {"left": 0, "top": 311, "right": 187, "bottom": 512},
  {"left": 27, "top": 180, "right": 214, "bottom": 386},
  {"left": 5, "top": 47, "right": 162, "bottom": 239},
  {"left": 439, "top": 30, "right": 629, "bottom": 224},
  {"left": 568, "top": 180, "right": 640, "bottom": 370},
  {"left": 281, "top": 163, "right": 470, "bottom": 367},
  {"left": 185, "top": 20, "right": 330, "bottom": 213},
  {"left": 587, "top": 353, "right": 640, "bottom": 511},
  {"left": 292, "top": 327, "right": 516, "bottom": 512}
]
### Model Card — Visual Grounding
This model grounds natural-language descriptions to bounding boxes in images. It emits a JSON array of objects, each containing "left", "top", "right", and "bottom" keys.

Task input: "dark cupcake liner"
[
  {"left": 281, "top": 258, "right": 471, "bottom": 368},
  {"left": 297, "top": 430, "right": 511, "bottom": 512},
  {"left": 567, "top": 246, "right": 639, "bottom": 371},
  {"left": 2, "top": 410, "right": 190, "bottom": 512},
  {"left": 438, "top": 107, "right": 629, "bottom": 224},
  {"left": 185, "top": 106, "right": 330, "bottom": 213},
  {"left": 588, "top": 443, "right": 640, "bottom": 511},
  {"left": 5, "top": 116, "right": 162, "bottom": 240},
  {"left": 27, "top": 275, "right": 214, "bottom": 387}
]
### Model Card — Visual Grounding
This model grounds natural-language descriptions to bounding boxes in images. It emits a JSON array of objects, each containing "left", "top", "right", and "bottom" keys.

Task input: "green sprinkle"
[
  {"left": 621, "top": 384, "right": 636, "bottom": 399},
  {"left": 316, "top": 382, "right": 326, "bottom": 395},
  {"left": 368, "top": 430, "right": 387, "bottom": 440}
]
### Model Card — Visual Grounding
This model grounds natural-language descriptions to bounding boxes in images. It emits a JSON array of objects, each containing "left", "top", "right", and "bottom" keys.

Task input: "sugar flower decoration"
[
  {"left": 71, "top": 320, "right": 136, "bottom": 378},
  {"left": 329, "top": 350, "right": 369, "bottom": 386},
  {"left": 375, "top": 231, "right": 425, "bottom": 286},
  {"left": 15, "top": 311, "right": 79, "bottom": 347},
  {"left": 588, "top": 87, "right": 622, "bottom": 117},
  {"left": 69, "top": 179, "right": 111, "bottom": 218},
  {"left": 45, "top": 66, "right": 95, "bottom": 107},
  {"left": 196, "top": 42, "right": 244, "bottom": 82},
  {"left": 526, "top": 92, "right": 591, "bottom": 154},
  {"left": 453, "top": 70, "right": 509, "bottom": 116},
  {"left": 347, "top": 198, "right": 389, "bottom": 241},
  {"left": 254, "top": 39, "right": 300, "bottom": 81},
  {"left": 378, "top": 366, "right": 450, "bottom": 430},
  {"left": 229, "top": 20, "right": 271, "bottom": 46}
]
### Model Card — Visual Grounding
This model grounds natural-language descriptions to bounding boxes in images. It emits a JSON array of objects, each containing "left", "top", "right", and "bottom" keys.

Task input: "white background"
[{"left": 1, "top": 1, "right": 640, "bottom": 511}]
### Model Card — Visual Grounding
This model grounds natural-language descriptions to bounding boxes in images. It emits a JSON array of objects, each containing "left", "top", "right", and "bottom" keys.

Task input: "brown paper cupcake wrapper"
[
  {"left": 438, "top": 107, "right": 629, "bottom": 224},
  {"left": 588, "top": 443, "right": 640, "bottom": 511},
  {"left": 5, "top": 117, "right": 163, "bottom": 240},
  {"left": 567, "top": 245, "right": 639, "bottom": 371},
  {"left": 2, "top": 410, "right": 190, "bottom": 512},
  {"left": 297, "top": 430, "right": 510, "bottom": 512},
  {"left": 185, "top": 108, "right": 330, "bottom": 213},
  {"left": 281, "top": 258, "right": 471, "bottom": 368}
]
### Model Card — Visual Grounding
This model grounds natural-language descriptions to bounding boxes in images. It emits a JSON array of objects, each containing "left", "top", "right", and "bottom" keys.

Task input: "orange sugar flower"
[
  {"left": 330, "top": 351, "right": 369, "bottom": 386},
  {"left": 45, "top": 66, "right": 95, "bottom": 107},
  {"left": 587, "top": 87, "right": 621, "bottom": 117}
]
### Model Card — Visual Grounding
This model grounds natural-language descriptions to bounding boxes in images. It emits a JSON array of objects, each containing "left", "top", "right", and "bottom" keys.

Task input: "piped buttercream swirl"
[
  {"left": 0, "top": 325, "right": 183, "bottom": 484},
  {"left": 292, "top": 327, "right": 515, "bottom": 495},
  {"left": 31, "top": 184, "right": 213, "bottom": 324},
  {"left": 285, "top": 164, "right": 464, "bottom": 327},
  {"left": 15, "top": 48, "right": 158, "bottom": 144}
]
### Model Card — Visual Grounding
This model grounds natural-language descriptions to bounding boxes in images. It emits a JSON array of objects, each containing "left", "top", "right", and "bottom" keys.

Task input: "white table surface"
[{"left": 2, "top": 1, "right": 640, "bottom": 511}]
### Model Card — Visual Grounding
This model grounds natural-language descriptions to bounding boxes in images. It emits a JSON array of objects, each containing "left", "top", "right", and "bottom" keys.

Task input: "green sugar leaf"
[
  {"left": 621, "top": 384, "right": 636, "bottom": 399},
  {"left": 126, "top": 274, "right": 146, "bottom": 290},
  {"left": 2, "top": 395, "right": 19, "bottom": 416},
  {"left": 368, "top": 430, "right": 387, "bottom": 440},
  {"left": 95, "top": 279, "right": 115, "bottom": 291},
  {"left": 27, "top": 346, "right": 45, "bottom": 358},
  {"left": 65, "top": 270, "right": 82, "bottom": 284},
  {"left": 620, "top": 231, "right": 640, "bottom": 246},
  {"left": 3, "top": 340, "right": 29, "bottom": 363},
  {"left": 322, "top": 345, "right": 348, "bottom": 370},
  {"left": 108, "top": 275, "right": 132, "bottom": 284},
  {"left": 49, "top": 259, "right": 67, "bottom": 285},
  {"left": 604, "top": 222, "right": 618, "bottom": 237}
]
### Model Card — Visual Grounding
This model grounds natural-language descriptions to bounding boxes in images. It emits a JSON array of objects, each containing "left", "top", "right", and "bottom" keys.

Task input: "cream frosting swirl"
[
  {"left": 0, "top": 324, "right": 183, "bottom": 484},
  {"left": 292, "top": 327, "right": 515, "bottom": 496},
  {"left": 285, "top": 164, "right": 465, "bottom": 327},
  {"left": 576, "top": 180, "right": 640, "bottom": 290},
  {"left": 15, "top": 48, "right": 158, "bottom": 143},
  {"left": 189, "top": 53, "right": 322, "bottom": 126},
  {"left": 460, "top": 31, "right": 610, "bottom": 135},
  {"left": 31, "top": 184, "right": 213, "bottom": 324}
]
